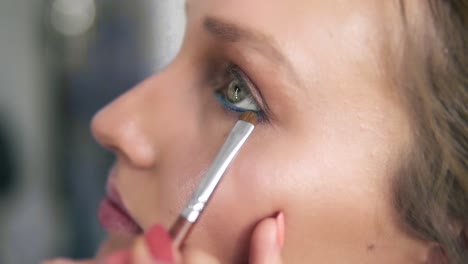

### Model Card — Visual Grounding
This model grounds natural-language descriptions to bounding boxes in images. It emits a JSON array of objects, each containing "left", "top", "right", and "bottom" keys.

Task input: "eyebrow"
[
  {"left": 202, "top": 16, "right": 300, "bottom": 85},
  {"left": 203, "top": 16, "right": 285, "bottom": 63}
]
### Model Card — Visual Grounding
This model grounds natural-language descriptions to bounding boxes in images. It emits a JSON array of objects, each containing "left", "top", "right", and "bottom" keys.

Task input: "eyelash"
[{"left": 215, "top": 64, "right": 268, "bottom": 122}]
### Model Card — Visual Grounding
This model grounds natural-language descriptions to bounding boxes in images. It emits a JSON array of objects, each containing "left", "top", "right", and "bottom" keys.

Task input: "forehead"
[
  {"left": 188, "top": 0, "right": 395, "bottom": 43},
  {"left": 188, "top": 0, "right": 400, "bottom": 83}
]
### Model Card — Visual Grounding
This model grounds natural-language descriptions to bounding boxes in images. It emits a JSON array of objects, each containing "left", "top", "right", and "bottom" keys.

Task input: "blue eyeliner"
[
  {"left": 215, "top": 93, "right": 265, "bottom": 121},
  {"left": 214, "top": 64, "right": 267, "bottom": 121},
  {"left": 215, "top": 93, "right": 253, "bottom": 113}
]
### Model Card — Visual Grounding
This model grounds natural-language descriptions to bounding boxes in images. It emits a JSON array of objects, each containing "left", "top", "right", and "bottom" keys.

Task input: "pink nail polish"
[
  {"left": 276, "top": 212, "right": 285, "bottom": 249},
  {"left": 103, "top": 249, "right": 131, "bottom": 264},
  {"left": 145, "top": 224, "right": 174, "bottom": 263}
]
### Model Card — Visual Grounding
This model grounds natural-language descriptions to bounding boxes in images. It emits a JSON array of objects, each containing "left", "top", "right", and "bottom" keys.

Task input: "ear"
[
  {"left": 425, "top": 244, "right": 449, "bottom": 264},
  {"left": 423, "top": 225, "right": 468, "bottom": 264}
]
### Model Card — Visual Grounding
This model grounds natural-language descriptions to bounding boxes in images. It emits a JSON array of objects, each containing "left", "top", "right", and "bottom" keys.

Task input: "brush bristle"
[{"left": 239, "top": 112, "right": 258, "bottom": 125}]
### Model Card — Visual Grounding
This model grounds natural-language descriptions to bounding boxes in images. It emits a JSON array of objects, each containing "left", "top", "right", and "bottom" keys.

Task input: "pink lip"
[{"left": 97, "top": 177, "right": 142, "bottom": 235}]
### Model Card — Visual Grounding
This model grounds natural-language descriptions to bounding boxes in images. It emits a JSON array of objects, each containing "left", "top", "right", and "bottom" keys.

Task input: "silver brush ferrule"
[{"left": 181, "top": 119, "right": 255, "bottom": 223}]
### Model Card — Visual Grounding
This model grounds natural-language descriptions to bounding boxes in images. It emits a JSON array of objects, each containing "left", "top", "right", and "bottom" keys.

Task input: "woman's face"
[{"left": 92, "top": 0, "right": 431, "bottom": 262}]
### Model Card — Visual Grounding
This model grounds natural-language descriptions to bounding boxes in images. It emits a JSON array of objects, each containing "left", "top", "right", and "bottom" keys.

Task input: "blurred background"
[{"left": 0, "top": 0, "right": 185, "bottom": 263}]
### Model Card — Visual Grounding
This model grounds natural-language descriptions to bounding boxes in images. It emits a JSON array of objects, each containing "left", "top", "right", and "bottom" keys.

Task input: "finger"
[
  {"left": 131, "top": 224, "right": 175, "bottom": 264},
  {"left": 101, "top": 225, "right": 174, "bottom": 264},
  {"left": 102, "top": 241, "right": 158, "bottom": 264},
  {"left": 102, "top": 249, "right": 131, "bottom": 264},
  {"left": 181, "top": 247, "right": 220, "bottom": 264},
  {"left": 249, "top": 212, "right": 285, "bottom": 264},
  {"left": 133, "top": 225, "right": 221, "bottom": 264},
  {"left": 144, "top": 225, "right": 174, "bottom": 263},
  {"left": 131, "top": 237, "right": 157, "bottom": 264},
  {"left": 42, "top": 258, "right": 96, "bottom": 264}
]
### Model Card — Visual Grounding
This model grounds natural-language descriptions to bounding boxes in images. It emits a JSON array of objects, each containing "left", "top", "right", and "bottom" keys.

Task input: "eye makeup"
[
  {"left": 167, "top": 63, "right": 265, "bottom": 247},
  {"left": 215, "top": 64, "right": 269, "bottom": 123}
]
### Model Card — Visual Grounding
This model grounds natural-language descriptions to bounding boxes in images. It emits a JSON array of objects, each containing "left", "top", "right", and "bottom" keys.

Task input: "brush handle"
[
  {"left": 181, "top": 119, "right": 254, "bottom": 222},
  {"left": 170, "top": 118, "right": 255, "bottom": 247},
  {"left": 169, "top": 216, "right": 193, "bottom": 249}
]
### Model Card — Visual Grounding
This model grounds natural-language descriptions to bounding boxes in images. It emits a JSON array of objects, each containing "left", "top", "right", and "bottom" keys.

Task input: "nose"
[
  {"left": 91, "top": 59, "right": 232, "bottom": 171},
  {"left": 91, "top": 80, "right": 159, "bottom": 168}
]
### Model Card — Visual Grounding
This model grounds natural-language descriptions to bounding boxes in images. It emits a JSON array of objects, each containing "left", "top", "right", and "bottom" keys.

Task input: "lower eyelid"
[
  {"left": 215, "top": 93, "right": 246, "bottom": 113},
  {"left": 216, "top": 92, "right": 266, "bottom": 123},
  {"left": 215, "top": 64, "right": 268, "bottom": 122}
]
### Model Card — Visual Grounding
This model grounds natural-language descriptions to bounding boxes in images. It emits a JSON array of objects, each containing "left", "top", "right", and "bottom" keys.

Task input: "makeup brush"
[{"left": 169, "top": 112, "right": 258, "bottom": 248}]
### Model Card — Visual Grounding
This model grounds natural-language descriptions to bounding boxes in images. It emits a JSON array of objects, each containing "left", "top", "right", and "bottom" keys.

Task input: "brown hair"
[{"left": 392, "top": 0, "right": 467, "bottom": 263}]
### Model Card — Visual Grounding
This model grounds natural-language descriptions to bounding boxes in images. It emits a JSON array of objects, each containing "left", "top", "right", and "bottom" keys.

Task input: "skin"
[{"left": 54, "top": 0, "right": 437, "bottom": 263}]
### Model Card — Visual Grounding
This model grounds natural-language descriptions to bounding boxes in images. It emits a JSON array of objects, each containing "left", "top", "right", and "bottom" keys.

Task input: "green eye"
[
  {"left": 226, "top": 79, "right": 247, "bottom": 103},
  {"left": 215, "top": 65, "right": 262, "bottom": 114}
]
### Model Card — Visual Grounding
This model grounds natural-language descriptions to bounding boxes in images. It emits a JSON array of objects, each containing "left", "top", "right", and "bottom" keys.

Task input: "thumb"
[
  {"left": 102, "top": 225, "right": 175, "bottom": 264},
  {"left": 249, "top": 212, "right": 285, "bottom": 264}
]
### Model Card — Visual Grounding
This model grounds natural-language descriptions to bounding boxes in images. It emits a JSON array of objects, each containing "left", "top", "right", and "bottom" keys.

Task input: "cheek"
[
  {"left": 198, "top": 119, "right": 403, "bottom": 261},
  {"left": 186, "top": 128, "right": 309, "bottom": 257},
  {"left": 182, "top": 130, "right": 291, "bottom": 260}
]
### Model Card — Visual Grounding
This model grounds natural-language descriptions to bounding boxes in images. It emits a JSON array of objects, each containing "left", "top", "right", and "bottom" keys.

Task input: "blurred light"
[{"left": 50, "top": 0, "right": 96, "bottom": 37}]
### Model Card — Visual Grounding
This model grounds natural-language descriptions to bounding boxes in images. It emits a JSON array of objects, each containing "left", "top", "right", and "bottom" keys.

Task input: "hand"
[{"left": 42, "top": 213, "right": 285, "bottom": 264}]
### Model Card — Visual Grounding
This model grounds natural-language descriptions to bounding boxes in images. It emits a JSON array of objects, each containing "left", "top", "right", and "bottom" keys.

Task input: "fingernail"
[
  {"left": 145, "top": 224, "right": 174, "bottom": 263},
  {"left": 102, "top": 249, "right": 131, "bottom": 264},
  {"left": 276, "top": 212, "right": 285, "bottom": 249}
]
